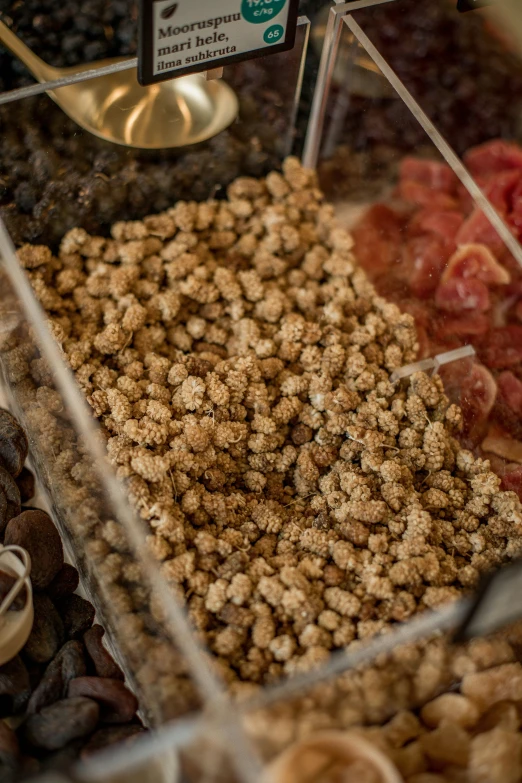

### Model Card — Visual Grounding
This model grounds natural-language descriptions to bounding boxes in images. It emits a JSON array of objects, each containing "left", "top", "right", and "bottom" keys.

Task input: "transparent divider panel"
[
  {"left": 241, "top": 611, "right": 522, "bottom": 781},
  {"left": 0, "top": 228, "right": 215, "bottom": 729}
]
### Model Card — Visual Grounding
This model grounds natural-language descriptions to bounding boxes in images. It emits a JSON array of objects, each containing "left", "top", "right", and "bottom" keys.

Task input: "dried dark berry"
[
  {"left": 27, "top": 640, "right": 86, "bottom": 715},
  {"left": 56, "top": 595, "right": 95, "bottom": 640},
  {"left": 291, "top": 423, "right": 313, "bottom": 446},
  {"left": 15, "top": 467, "right": 35, "bottom": 504},
  {"left": 23, "top": 594, "right": 64, "bottom": 664},
  {"left": 24, "top": 697, "right": 99, "bottom": 751},
  {"left": 0, "top": 721, "right": 19, "bottom": 770},
  {"left": 0, "top": 569, "right": 27, "bottom": 611},
  {"left": 0, "top": 656, "right": 30, "bottom": 716},
  {"left": 0, "top": 409, "right": 28, "bottom": 478},
  {"left": 0, "top": 467, "right": 21, "bottom": 533},
  {"left": 68, "top": 677, "right": 137, "bottom": 724},
  {"left": 46, "top": 564, "right": 79, "bottom": 600},
  {"left": 4, "top": 510, "right": 63, "bottom": 589},
  {"left": 84, "top": 625, "right": 123, "bottom": 681},
  {"left": 80, "top": 724, "right": 144, "bottom": 759}
]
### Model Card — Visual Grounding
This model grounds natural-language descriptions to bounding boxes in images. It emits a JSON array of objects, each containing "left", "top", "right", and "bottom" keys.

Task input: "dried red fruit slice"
[
  {"left": 432, "top": 312, "right": 491, "bottom": 341},
  {"left": 482, "top": 431, "right": 522, "bottom": 464},
  {"left": 352, "top": 204, "right": 404, "bottom": 276},
  {"left": 438, "top": 361, "right": 496, "bottom": 448},
  {"left": 435, "top": 278, "right": 490, "bottom": 313},
  {"left": 483, "top": 169, "right": 522, "bottom": 214},
  {"left": 478, "top": 325, "right": 522, "bottom": 369},
  {"left": 399, "top": 157, "right": 458, "bottom": 194},
  {"left": 497, "top": 371, "right": 522, "bottom": 414},
  {"left": 500, "top": 466, "right": 522, "bottom": 499},
  {"left": 464, "top": 139, "right": 522, "bottom": 177},
  {"left": 407, "top": 208, "right": 464, "bottom": 245},
  {"left": 398, "top": 180, "right": 459, "bottom": 211},
  {"left": 403, "top": 235, "right": 450, "bottom": 298},
  {"left": 455, "top": 209, "right": 507, "bottom": 257},
  {"left": 441, "top": 244, "right": 510, "bottom": 286}
]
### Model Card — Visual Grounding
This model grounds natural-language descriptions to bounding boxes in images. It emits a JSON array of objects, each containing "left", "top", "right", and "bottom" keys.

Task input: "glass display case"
[{"left": 1, "top": 1, "right": 522, "bottom": 781}]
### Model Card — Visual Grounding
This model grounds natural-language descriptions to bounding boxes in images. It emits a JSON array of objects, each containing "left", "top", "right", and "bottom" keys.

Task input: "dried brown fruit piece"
[
  {"left": 0, "top": 467, "right": 21, "bottom": 532},
  {"left": 27, "top": 640, "right": 86, "bottom": 715},
  {"left": 0, "top": 721, "right": 20, "bottom": 770},
  {"left": 68, "top": 677, "right": 138, "bottom": 724},
  {"left": 0, "top": 409, "right": 28, "bottom": 478},
  {"left": 4, "top": 510, "right": 63, "bottom": 589},
  {"left": 55, "top": 595, "right": 95, "bottom": 640},
  {"left": 24, "top": 696, "right": 99, "bottom": 750},
  {"left": 23, "top": 594, "right": 64, "bottom": 663},
  {"left": 84, "top": 625, "right": 124, "bottom": 681},
  {"left": 46, "top": 564, "right": 80, "bottom": 600},
  {"left": 0, "top": 655, "right": 31, "bottom": 716},
  {"left": 80, "top": 724, "right": 144, "bottom": 759},
  {"left": 15, "top": 466, "right": 34, "bottom": 504}
]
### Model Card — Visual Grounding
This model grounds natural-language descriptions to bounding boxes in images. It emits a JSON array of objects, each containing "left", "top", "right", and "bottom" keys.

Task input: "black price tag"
[
  {"left": 454, "top": 559, "right": 522, "bottom": 643},
  {"left": 457, "top": 0, "right": 494, "bottom": 12},
  {"left": 139, "top": 0, "right": 299, "bottom": 86}
]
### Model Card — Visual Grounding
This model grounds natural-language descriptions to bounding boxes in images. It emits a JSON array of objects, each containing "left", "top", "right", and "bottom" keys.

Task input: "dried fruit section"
[
  {"left": 353, "top": 140, "right": 522, "bottom": 498},
  {"left": 12, "top": 159, "right": 522, "bottom": 693},
  {"left": 0, "top": 408, "right": 143, "bottom": 777}
]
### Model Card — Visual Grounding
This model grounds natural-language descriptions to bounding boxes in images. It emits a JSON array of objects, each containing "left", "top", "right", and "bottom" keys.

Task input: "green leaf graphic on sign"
[{"left": 241, "top": 0, "right": 287, "bottom": 25}]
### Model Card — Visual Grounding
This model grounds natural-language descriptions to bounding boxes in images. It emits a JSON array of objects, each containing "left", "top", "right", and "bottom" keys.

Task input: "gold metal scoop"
[{"left": 0, "top": 19, "right": 239, "bottom": 149}]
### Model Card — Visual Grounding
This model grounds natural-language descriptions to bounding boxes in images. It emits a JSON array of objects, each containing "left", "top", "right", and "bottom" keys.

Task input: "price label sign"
[
  {"left": 139, "top": 0, "right": 299, "bottom": 85},
  {"left": 457, "top": 0, "right": 494, "bottom": 12}
]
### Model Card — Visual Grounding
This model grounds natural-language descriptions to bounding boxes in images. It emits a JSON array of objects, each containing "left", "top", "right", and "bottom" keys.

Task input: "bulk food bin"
[
  {"left": 305, "top": 0, "right": 522, "bottom": 502},
  {"left": 1, "top": 1, "right": 522, "bottom": 781}
]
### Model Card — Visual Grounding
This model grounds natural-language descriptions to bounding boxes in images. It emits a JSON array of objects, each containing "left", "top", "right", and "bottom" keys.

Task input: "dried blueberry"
[
  {"left": 23, "top": 594, "right": 64, "bottom": 664},
  {"left": 68, "top": 677, "right": 137, "bottom": 724},
  {"left": 0, "top": 467, "right": 21, "bottom": 533},
  {"left": 0, "top": 410, "right": 28, "bottom": 478},
  {"left": 46, "top": 564, "right": 79, "bottom": 600},
  {"left": 4, "top": 510, "right": 63, "bottom": 589},
  {"left": 24, "top": 697, "right": 99, "bottom": 750},
  {"left": 84, "top": 625, "right": 124, "bottom": 681},
  {"left": 27, "top": 640, "right": 86, "bottom": 715}
]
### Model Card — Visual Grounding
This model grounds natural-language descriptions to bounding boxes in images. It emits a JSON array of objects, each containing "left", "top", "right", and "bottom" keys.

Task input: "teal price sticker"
[{"left": 263, "top": 24, "right": 284, "bottom": 44}]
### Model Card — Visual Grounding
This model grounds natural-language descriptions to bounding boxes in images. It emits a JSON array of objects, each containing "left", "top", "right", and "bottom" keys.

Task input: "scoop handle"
[{"left": 0, "top": 18, "right": 56, "bottom": 83}]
